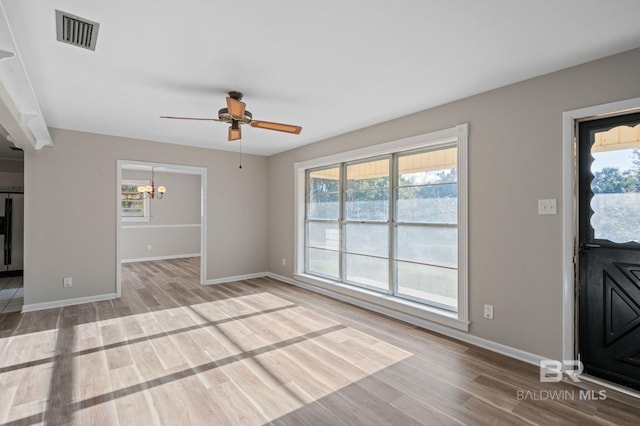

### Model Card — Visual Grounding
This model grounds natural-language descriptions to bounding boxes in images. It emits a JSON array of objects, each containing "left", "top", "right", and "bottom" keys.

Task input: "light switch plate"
[
  {"left": 484, "top": 304, "right": 494, "bottom": 319},
  {"left": 538, "top": 199, "right": 557, "bottom": 215}
]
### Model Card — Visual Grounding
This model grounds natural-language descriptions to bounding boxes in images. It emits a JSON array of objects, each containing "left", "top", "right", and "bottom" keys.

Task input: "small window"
[{"left": 121, "top": 179, "right": 149, "bottom": 222}]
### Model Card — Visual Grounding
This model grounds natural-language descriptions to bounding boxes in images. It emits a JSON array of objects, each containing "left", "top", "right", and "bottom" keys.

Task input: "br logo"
[{"left": 539, "top": 360, "right": 583, "bottom": 382}]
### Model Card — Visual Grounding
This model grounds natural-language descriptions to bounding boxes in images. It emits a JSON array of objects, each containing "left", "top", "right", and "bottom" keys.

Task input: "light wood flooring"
[{"left": 0, "top": 257, "right": 638, "bottom": 425}]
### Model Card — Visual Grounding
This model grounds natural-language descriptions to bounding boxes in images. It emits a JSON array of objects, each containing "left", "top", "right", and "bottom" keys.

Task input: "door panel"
[
  {"left": 9, "top": 194, "right": 24, "bottom": 270},
  {"left": 578, "top": 112, "right": 640, "bottom": 391}
]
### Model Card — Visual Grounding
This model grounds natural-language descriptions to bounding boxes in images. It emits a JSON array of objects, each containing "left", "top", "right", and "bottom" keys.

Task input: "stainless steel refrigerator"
[{"left": 0, "top": 192, "right": 23, "bottom": 276}]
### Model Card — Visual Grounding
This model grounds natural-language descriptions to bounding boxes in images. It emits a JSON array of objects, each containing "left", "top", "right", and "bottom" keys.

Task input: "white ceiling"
[{"left": 2, "top": 1, "right": 640, "bottom": 156}]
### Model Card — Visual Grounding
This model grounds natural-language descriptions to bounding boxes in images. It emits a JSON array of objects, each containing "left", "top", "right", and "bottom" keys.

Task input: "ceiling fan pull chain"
[{"left": 239, "top": 139, "right": 243, "bottom": 169}]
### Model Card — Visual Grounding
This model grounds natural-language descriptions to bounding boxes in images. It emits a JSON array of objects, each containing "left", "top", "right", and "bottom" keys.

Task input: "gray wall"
[
  {"left": 267, "top": 47, "right": 640, "bottom": 360},
  {"left": 121, "top": 170, "right": 201, "bottom": 261},
  {"left": 24, "top": 129, "right": 268, "bottom": 304}
]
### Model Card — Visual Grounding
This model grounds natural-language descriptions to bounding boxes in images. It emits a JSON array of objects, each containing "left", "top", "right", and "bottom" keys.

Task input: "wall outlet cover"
[
  {"left": 484, "top": 304, "right": 494, "bottom": 319},
  {"left": 538, "top": 198, "right": 557, "bottom": 215}
]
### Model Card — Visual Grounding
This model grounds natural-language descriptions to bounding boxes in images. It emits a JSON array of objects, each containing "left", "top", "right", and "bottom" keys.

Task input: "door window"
[{"left": 590, "top": 124, "right": 640, "bottom": 243}]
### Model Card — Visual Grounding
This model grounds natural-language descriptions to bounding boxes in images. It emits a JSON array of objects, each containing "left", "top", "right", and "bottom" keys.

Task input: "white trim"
[
  {"left": 120, "top": 216, "right": 150, "bottom": 223},
  {"left": 116, "top": 163, "right": 123, "bottom": 297},
  {"left": 121, "top": 223, "right": 201, "bottom": 229},
  {"left": 200, "top": 168, "right": 208, "bottom": 285},
  {"left": 293, "top": 123, "right": 469, "bottom": 324},
  {"left": 561, "top": 97, "right": 640, "bottom": 361},
  {"left": 294, "top": 126, "right": 458, "bottom": 171},
  {"left": 456, "top": 123, "right": 469, "bottom": 324},
  {"left": 204, "top": 272, "right": 269, "bottom": 285},
  {"left": 293, "top": 163, "right": 305, "bottom": 280},
  {"left": 122, "top": 164, "right": 202, "bottom": 175},
  {"left": 116, "top": 160, "right": 208, "bottom": 297},
  {"left": 267, "top": 272, "right": 544, "bottom": 365},
  {"left": 121, "top": 253, "right": 200, "bottom": 264},
  {"left": 21, "top": 293, "right": 117, "bottom": 313}
]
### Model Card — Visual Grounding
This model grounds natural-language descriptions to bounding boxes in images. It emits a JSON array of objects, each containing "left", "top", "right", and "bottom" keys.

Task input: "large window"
[{"left": 297, "top": 124, "right": 468, "bottom": 328}]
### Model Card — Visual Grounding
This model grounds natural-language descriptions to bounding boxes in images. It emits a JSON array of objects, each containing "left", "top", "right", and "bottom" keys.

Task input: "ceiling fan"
[{"left": 160, "top": 91, "right": 302, "bottom": 141}]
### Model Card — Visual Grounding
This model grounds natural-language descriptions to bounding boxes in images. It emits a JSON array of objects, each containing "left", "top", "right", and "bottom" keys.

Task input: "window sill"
[
  {"left": 292, "top": 273, "right": 469, "bottom": 332},
  {"left": 121, "top": 217, "right": 150, "bottom": 223}
]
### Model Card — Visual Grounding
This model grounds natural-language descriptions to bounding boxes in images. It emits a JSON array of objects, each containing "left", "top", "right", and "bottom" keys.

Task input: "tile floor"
[{"left": 0, "top": 275, "right": 23, "bottom": 313}]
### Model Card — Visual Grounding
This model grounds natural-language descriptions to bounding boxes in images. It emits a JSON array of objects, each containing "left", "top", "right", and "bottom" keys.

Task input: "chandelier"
[{"left": 137, "top": 167, "right": 166, "bottom": 199}]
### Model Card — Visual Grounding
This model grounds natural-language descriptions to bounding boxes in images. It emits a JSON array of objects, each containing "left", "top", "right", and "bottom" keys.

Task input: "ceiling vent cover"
[{"left": 55, "top": 10, "right": 99, "bottom": 51}]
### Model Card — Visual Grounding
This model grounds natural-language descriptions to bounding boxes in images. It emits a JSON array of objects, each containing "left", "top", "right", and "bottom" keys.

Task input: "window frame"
[
  {"left": 121, "top": 179, "right": 150, "bottom": 222},
  {"left": 294, "top": 124, "right": 469, "bottom": 331}
]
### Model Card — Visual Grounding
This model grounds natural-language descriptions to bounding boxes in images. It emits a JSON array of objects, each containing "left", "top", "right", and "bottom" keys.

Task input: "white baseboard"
[
  {"left": 122, "top": 253, "right": 200, "bottom": 263},
  {"left": 22, "top": 293, "right": 117, "bottom": 313},
  {"left": 266, "top": 272, "right": 546, "bottom": 367},
  {"left": 205, "top": 272, "right": 269, "bottom": 285}
]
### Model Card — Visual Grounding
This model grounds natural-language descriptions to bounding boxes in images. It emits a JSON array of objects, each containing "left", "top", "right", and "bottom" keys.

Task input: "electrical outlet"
[
  {"left": 282, "top": 258, "right": 286, "bottom": 266},
  {"left": 484, "top": 304, "right": 494, "bottom": 319},
  {"left": 63, "top": 277, "right": 73, "bottom": 288},
  {"left": 538, "top": 199, "right": 557, "bottom": 215}
]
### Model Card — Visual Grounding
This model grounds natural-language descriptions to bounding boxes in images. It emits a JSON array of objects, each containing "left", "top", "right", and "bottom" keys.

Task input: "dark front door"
[{"left": 578, "top": 112, "right": 640, "bottom": 391}]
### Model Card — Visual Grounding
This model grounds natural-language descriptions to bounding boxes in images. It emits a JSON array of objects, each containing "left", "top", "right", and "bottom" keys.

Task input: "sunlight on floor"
[{"left": 0, "top": 291, "right": 412, "bottom": 424}]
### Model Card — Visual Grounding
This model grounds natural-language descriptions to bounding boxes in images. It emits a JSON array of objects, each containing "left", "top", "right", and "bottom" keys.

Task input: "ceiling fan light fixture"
[{"left": 228, "top": 120, "right": 241, "bottom": 141}]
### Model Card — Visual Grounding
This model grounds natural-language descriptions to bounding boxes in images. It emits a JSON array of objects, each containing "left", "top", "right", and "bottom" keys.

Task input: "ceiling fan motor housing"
[
  {"left": 228, "top": 91, "right": 243, "bottom": 101},
  {"left": 218, "top": 108, "right": 252, "bottom": 124}
]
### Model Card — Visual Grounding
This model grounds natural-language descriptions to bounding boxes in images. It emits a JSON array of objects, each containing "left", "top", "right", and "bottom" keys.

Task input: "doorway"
[
  {"left": 115, "top": 160, "right": 207, "bottom": 297},
  {"left": 577, "top": 112, "right": 640, "bottom": 391},
  {"left": 0, "top": 124, "right": 24, "bottom": 313}
]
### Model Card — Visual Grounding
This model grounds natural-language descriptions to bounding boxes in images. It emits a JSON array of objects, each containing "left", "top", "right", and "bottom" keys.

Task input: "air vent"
[{"left": 55, "top": 10, "right": 100, "bottom": 51}]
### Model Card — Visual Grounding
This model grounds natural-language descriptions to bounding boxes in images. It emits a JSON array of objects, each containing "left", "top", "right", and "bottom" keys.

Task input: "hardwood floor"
[{"left": 0, "top": 257, "right": 638, "bottom": 425}]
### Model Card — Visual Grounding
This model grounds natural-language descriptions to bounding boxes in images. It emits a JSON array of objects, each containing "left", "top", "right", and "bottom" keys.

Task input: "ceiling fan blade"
[
  {"left": 250, "top": 120, "right": 302, "bottom": 134},
  {"left": 160, "top": 116, "right": 221, "bottom": 121},
  {"left": 226, "top": 97, "right": 246, "bottom": 120},
  {"left": 228, "top": 121, "right": 241, "bottom": 141}
]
